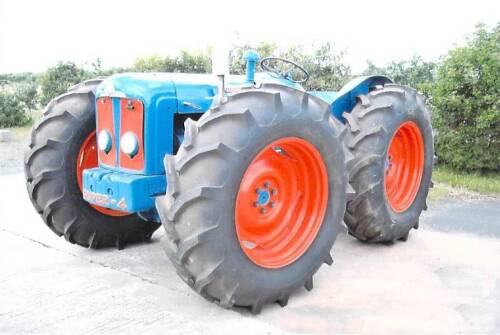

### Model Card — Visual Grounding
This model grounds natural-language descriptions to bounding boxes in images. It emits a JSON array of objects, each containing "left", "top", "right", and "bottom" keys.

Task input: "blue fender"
[{"left": 309, "top": 75, "right": 392, "bottom": 120}]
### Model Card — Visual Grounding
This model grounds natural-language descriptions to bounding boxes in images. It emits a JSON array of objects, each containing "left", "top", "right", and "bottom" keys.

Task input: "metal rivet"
[
  {"left": 271, "top": 189, "right": 278, "bottom": 195},
  {"left": 260, "top": 207, "right": 267, "bottom": 214},
  {"left": 264, "top": 181, "right": 270, "bottom": 188},
  {"left": 253, "top": 201, "right": 259, "bottom": 207},
  {"left": 269, "top": 202, "right": 275, "bottom": 208}
]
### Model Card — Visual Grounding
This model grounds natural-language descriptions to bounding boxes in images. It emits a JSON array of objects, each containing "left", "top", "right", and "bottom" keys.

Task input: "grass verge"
[
  {"left": 10, "top": 126, "right": 31, "bottom": 139},
  {"left": 427, "top": 183, "right": 450, "bottom": 202},
  {"left": 433, "top": 166, "right": 500, "bottom": 196}
]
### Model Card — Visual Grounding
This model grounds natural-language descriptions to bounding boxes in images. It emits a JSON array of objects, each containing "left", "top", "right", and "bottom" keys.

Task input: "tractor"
[{"left": 24, "top": 50, "right": 433, "bottom": 313}]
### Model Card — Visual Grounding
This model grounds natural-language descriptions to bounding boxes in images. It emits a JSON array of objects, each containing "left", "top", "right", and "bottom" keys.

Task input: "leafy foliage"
[
  {"left": 0, "top": 72, "right": 39, "bottom": 84},
  {"left": 39, "top": 62, "right": 90, "bottom": 105},
  {"left": 363, "top": 55, "right": 436, "bottom": 95},
  {"left": 134, "top": 50, "right": 212, "bottom": 73},
  {"left": 431, "top": 24, "right": 499, "bottom": 172},
  {"left": 229, "top": 42, "right": 278, "bottom": 74},
  {"left": 0, "top": 84, "right": 36, "bottom": 127}
]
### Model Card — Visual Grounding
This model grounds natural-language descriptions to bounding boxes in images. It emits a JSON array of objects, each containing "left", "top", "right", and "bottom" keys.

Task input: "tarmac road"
[{"left": 0, "top": 173, "right": 499, "bottom": 334}]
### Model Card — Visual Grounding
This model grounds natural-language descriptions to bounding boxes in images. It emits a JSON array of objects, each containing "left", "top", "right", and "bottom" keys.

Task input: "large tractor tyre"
[
  {"left": 24, "top": 79, "right": 160, "bottom": 249},
  {"left": 156, "top": 84, "right": 351, "bottom": 313},
  {"left": 343, "top": 84, "right": 434, "bottom": 243}
]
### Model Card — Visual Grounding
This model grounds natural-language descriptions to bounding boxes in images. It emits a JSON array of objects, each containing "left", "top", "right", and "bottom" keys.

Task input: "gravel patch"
[{"left": 0, "top": 128, "right": 28, "bottom": 176}]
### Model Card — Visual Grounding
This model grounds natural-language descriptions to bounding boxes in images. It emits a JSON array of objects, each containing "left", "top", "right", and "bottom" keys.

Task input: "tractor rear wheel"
[
  {"left": 343, "top": 84, "right": 434, "bottom": 242},
  {"left": 156, "top": 84, "right": 350, "bottom": 313},
  {"left": 24, "top": 79, "right": 160, "bottom": 249}
]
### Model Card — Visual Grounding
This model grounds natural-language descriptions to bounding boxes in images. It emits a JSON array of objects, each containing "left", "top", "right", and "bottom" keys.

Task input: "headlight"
[
  {"left": 97, "top": 130, "right": 112, "bottom": 153},
  {"left": 120, "top": 132, "right": 139, "bottom": 157}
]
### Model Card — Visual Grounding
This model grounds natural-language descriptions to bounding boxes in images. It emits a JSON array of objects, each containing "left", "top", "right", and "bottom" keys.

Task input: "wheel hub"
[
  {"left": 384, "top": 121, "right": 425, "bottom": 213},
  {"left": 76, "top": 131, "right": 129, "bottom": 217},
  {"left": 235, "top": 137, "right": 328, "bottom": 269}
]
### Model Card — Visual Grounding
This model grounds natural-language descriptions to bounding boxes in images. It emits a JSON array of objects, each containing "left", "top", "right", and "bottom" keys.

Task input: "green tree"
[
  {"left": 387, "top": 55, "right": 436, "bottom": 94},
  {"left": 230, "top": 42, "right": 278, "bottom": 74},
  {"left": 134, "top": 50, "right": 211, "bottom": 73},
  {"left": 362, "top": 60, "right": 387, "bottom": 77},
  {"left": 39, "top": 62, "right": 89, "bottom": 105},
  {"left": 363, "top": 55, "right": 436, "bottom": 95},
  {"left": 15, "top": 83, "right": 38, "bottom": 110},
  {"left": 0, "top": 85, "right": 35, "bottom": 127},
  {"left": 286, "top": 43, "right": 351, "bottom": 91},
  {"left": 432, "top": 23, "right": 500, "bottom": 172}
]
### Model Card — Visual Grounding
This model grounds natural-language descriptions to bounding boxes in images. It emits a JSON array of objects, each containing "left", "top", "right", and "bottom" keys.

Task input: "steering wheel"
[{"left": 260, "top": 57, "right": 310, "bottom": 84}]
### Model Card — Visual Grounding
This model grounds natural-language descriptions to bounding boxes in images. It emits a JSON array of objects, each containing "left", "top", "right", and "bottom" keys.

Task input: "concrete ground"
[{"left": 0, "top": 173, "right": 499, "bottom": 334}]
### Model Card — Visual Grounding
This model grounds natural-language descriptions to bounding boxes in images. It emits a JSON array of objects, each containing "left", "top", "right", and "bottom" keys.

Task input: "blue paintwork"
[
  {"left": 82, "top": 167, "right": 166, "bottom": 213},
  {"left": 83, "top": 52, "right": 392, "bottom": 216},
  {"left": 243, "top": 50, "right": 261, "bottom": 83},
  {"left": 310, "top": 75, "right": 392, "bottom": 119}
]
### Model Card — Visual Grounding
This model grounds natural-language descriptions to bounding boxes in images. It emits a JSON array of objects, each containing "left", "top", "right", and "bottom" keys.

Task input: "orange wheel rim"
[
  {"left": 384, "top": 121, "right": 425, "bottom": 213},
  {"left": 76, "top": 131, "right": 128, "bottom": 217},
  {"left": 235, "top": 137, "right": 329, "bottom": 269}
]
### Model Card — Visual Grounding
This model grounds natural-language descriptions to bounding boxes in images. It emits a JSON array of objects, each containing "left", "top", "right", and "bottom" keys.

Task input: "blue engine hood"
[{"left": 95, "top": 72, "right": 303, "bottom": 114}]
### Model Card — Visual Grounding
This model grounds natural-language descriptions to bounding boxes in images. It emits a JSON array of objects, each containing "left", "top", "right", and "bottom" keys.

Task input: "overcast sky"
[{"left": 0, "top": 0, "right": 498, "bottom": 74}]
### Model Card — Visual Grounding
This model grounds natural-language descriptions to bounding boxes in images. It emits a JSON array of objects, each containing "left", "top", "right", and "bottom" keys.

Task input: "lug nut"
[
  {"left": 260, "top": 207, "right": 267, "bottom": 214},
  {"left": 264, "top": 181, "right": 270, "bottom": 188}
]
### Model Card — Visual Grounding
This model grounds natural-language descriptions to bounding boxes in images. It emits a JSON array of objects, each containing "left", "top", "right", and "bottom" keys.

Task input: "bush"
[
  {"left": 432, "top": 24, "right": 499, "bottom": 172},
  {"left": 15, "top": 83, "right": 38, "bottom": 110},
  {"left": 0, "top": 86, "right": 34, "bottom": 127},
  {"left": 230, "top": 42, "right": 278, "bottom": 74},
  {"left": 363, "top": 55, "right": 436, "bottom": 96},
  {"left": 281, "top": 43, "right": 351, "bottom": 91},
  {"left": 39, "top": 62, "right": 90, "bottom": 105},
  {"left": 134, "top": 50, "right": 212, "bottom": 73}
]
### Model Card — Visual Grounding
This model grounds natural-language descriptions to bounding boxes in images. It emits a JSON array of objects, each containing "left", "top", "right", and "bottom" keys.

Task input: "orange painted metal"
[
  {"left": 119, "top": 99, "right": 144, "bottom": 170},
  {"left": 76, "top": 131, "right": 128, "bottom": 217},
  {"left": 96, "top": 97, "right": 116, "bottom": 167},
  {"left": 235, "top": 137, "right": 329, "bottom": 269},
  {"left": 384, "top": 121, "right": 425, "bottom": 213}
]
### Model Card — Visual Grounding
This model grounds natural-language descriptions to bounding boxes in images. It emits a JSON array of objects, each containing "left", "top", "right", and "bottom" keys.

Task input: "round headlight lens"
[
  {"left": 97, "top": 130, "right": 112, "bottom": 153},
  {"left": 120, "top": 132, "right": 139, "bottom": 157}
]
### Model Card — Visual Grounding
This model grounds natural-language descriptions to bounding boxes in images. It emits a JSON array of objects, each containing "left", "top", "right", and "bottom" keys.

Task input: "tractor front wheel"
[
  {"left": 24, "top": 79, "right": 160, "bottom": 249},
  {"left": 156, "top": 85, "right": 350, "bottom": 313}
]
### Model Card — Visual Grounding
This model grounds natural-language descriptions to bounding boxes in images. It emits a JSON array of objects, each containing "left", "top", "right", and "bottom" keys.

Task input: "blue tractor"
[{"left": 25, "top": 51, "right": 434, "bottom": 313}]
